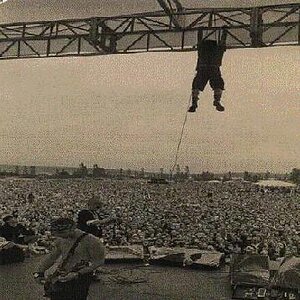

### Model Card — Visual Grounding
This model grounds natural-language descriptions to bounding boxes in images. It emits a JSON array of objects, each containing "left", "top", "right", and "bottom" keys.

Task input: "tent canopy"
[{"left": 255, "top": 180, "right": 296, "bottom": 188}]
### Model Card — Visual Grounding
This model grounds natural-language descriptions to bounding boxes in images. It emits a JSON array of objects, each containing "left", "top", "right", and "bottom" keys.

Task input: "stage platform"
[{"left": 0, "top": 256, "right": 232, "bottom": 300}]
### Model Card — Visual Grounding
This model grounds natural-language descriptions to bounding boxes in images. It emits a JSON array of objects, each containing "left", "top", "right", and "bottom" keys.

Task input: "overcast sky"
[{"left": 0, "top": 1, "right": 299, "bottom": 173}]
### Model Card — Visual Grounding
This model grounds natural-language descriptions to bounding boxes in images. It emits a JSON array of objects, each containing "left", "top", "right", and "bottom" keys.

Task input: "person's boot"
[
  {"left": 213, "top": 100, "right": 225, "bottom": 112},
  {"left": 188, "top": 100, "right": 198, "bottom": 112},
  {"left": 188, "top": 90, "right": 199, "bottom": 112},
  {"left": 213, "top": 89, "right": 225, "bottom": 112}
]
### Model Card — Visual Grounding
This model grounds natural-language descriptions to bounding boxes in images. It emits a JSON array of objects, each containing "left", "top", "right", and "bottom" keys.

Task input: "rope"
[{"left": 171, "top": 93, "right": 192, "bottom": 173}]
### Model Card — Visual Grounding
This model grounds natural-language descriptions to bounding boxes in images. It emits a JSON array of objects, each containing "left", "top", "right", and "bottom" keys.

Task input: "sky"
[
  {"left": 0, "top": 0, "right": 298, "bottom": 23},
  {"left": 0, "top": 1, "right": 299, "bottom": 174}
]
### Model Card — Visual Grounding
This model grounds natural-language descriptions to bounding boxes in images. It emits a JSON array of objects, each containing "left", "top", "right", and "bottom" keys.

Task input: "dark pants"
[
  {"left": 46, "top": 274, "right": 93, "bottom": 300},
  {"left": 192, "top": 66, "right": 225, "bottom": 91}
]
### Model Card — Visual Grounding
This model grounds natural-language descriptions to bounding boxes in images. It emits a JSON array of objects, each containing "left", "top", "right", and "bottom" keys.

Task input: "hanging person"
[{"left": 188, "top": 28, "right": 228, "bottom": 113}]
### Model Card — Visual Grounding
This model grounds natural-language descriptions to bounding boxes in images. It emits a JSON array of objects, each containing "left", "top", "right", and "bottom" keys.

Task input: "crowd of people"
[{"left": 0, "top": 177, "right": 299, "bottom": 261}]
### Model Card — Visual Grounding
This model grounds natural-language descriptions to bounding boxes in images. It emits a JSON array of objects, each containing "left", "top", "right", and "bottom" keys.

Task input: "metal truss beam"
[{"left": 0, "top": 3, "right": 299, "bottom": 60}]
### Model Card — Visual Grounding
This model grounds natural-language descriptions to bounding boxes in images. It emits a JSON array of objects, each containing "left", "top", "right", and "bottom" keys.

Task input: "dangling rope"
[{"left": 171, "top": 93, "right": 192, "bottom": 173}]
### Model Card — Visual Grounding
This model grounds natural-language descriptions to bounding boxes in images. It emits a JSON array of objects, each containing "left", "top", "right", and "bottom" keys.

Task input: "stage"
[{"left": 0, "top": 257, "right": 232, "bottom": 300}]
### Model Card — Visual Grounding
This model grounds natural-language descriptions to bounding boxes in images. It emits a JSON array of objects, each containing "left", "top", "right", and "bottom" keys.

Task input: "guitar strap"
[{"left": 59, "top": 233, "right": 88, "bottom": 270}]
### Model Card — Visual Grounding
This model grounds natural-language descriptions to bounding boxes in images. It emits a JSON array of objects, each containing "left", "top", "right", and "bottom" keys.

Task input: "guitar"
[
  {"left": 43, "top": 233, "right": 88, "bottom": 297},
  {"left": 44, "top": 260, "right": 91, "bottom": 297}
]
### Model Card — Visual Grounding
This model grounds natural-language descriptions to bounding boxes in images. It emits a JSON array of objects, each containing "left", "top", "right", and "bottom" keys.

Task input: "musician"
[
  {"left": 77, "top": 196, "right": 116, "bottom": 240},
  {"left": 34, "top": 218, "right": 105, "bottom": 300}
]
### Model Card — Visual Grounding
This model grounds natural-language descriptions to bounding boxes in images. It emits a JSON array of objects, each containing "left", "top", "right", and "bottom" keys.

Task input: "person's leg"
[
  {"left": 189, "top": 76, "right": 200, "bottom": 112},
  {"left": 209, "top": 67, "right": 225, "bottom": 112},
  {"left": 213, "top": 88, "right": 225, "bottom": 112},
  {"left": 48, "top": 281, "right": 71, "bottom": 300},
  {"left": 50, "top": 295, "right": 65, "bottom": 300},
  {"left": 70, "top": 274, "right": 93, "bottom": 300},
  {"left": 189, "top": 68, "right": 209, "bottom": 112}
]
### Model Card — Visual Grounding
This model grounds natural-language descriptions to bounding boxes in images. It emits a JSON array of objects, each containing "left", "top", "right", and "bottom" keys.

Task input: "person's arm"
[
  {"left": 86, "top": 215, "right": 115, "bottom": 226},
  {"left": 36, "top": 240, "right": 61, "bottom": 274},
  {"left": 219, "top": 28, "right": 228, "bottom": 49},
  {"left": 0, "top": 237, "right": 15, "bottom": 250}
]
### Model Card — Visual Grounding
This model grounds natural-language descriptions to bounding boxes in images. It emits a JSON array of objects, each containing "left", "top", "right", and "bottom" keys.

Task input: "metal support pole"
[
  {"left": 298, "top": 10, "right": 300, "bottom": 45},
  {"left": 250, "top": 7, "right": 263, "bottom": 47}
]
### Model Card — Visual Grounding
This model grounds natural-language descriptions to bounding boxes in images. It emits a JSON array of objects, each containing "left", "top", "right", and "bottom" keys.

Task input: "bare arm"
[
  {"left": 36, "top": 240, "right": 61, "bottom": 273},
  {"left": 219, "top": 28, "right": 228, "bottom": 48},
  {"left": 87, "top": 215, "right": 116, "bottom": 226}
]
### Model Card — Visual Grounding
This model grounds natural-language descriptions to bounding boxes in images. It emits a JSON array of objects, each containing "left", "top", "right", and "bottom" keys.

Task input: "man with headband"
[{"left": 33, "top": 218, "right": 105, "bottom": 300}]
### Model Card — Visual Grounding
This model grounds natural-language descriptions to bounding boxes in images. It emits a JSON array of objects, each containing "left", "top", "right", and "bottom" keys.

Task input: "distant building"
[
  {"left": 23, "top": 166, "right": 28, "bottom": 175},
  {"left": 30, "top": 166, "right": 36, "bottom": 176}
]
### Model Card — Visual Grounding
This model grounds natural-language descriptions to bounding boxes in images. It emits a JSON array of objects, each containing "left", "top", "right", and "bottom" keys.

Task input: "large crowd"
[{"left": 0, "top": 177, "right": 299, "bottom": 259}]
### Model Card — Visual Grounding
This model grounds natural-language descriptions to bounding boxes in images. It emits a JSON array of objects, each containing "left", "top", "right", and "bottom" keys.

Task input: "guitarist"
[{"left": 33, "top": 218, "right": 105, "bottom": 300}]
